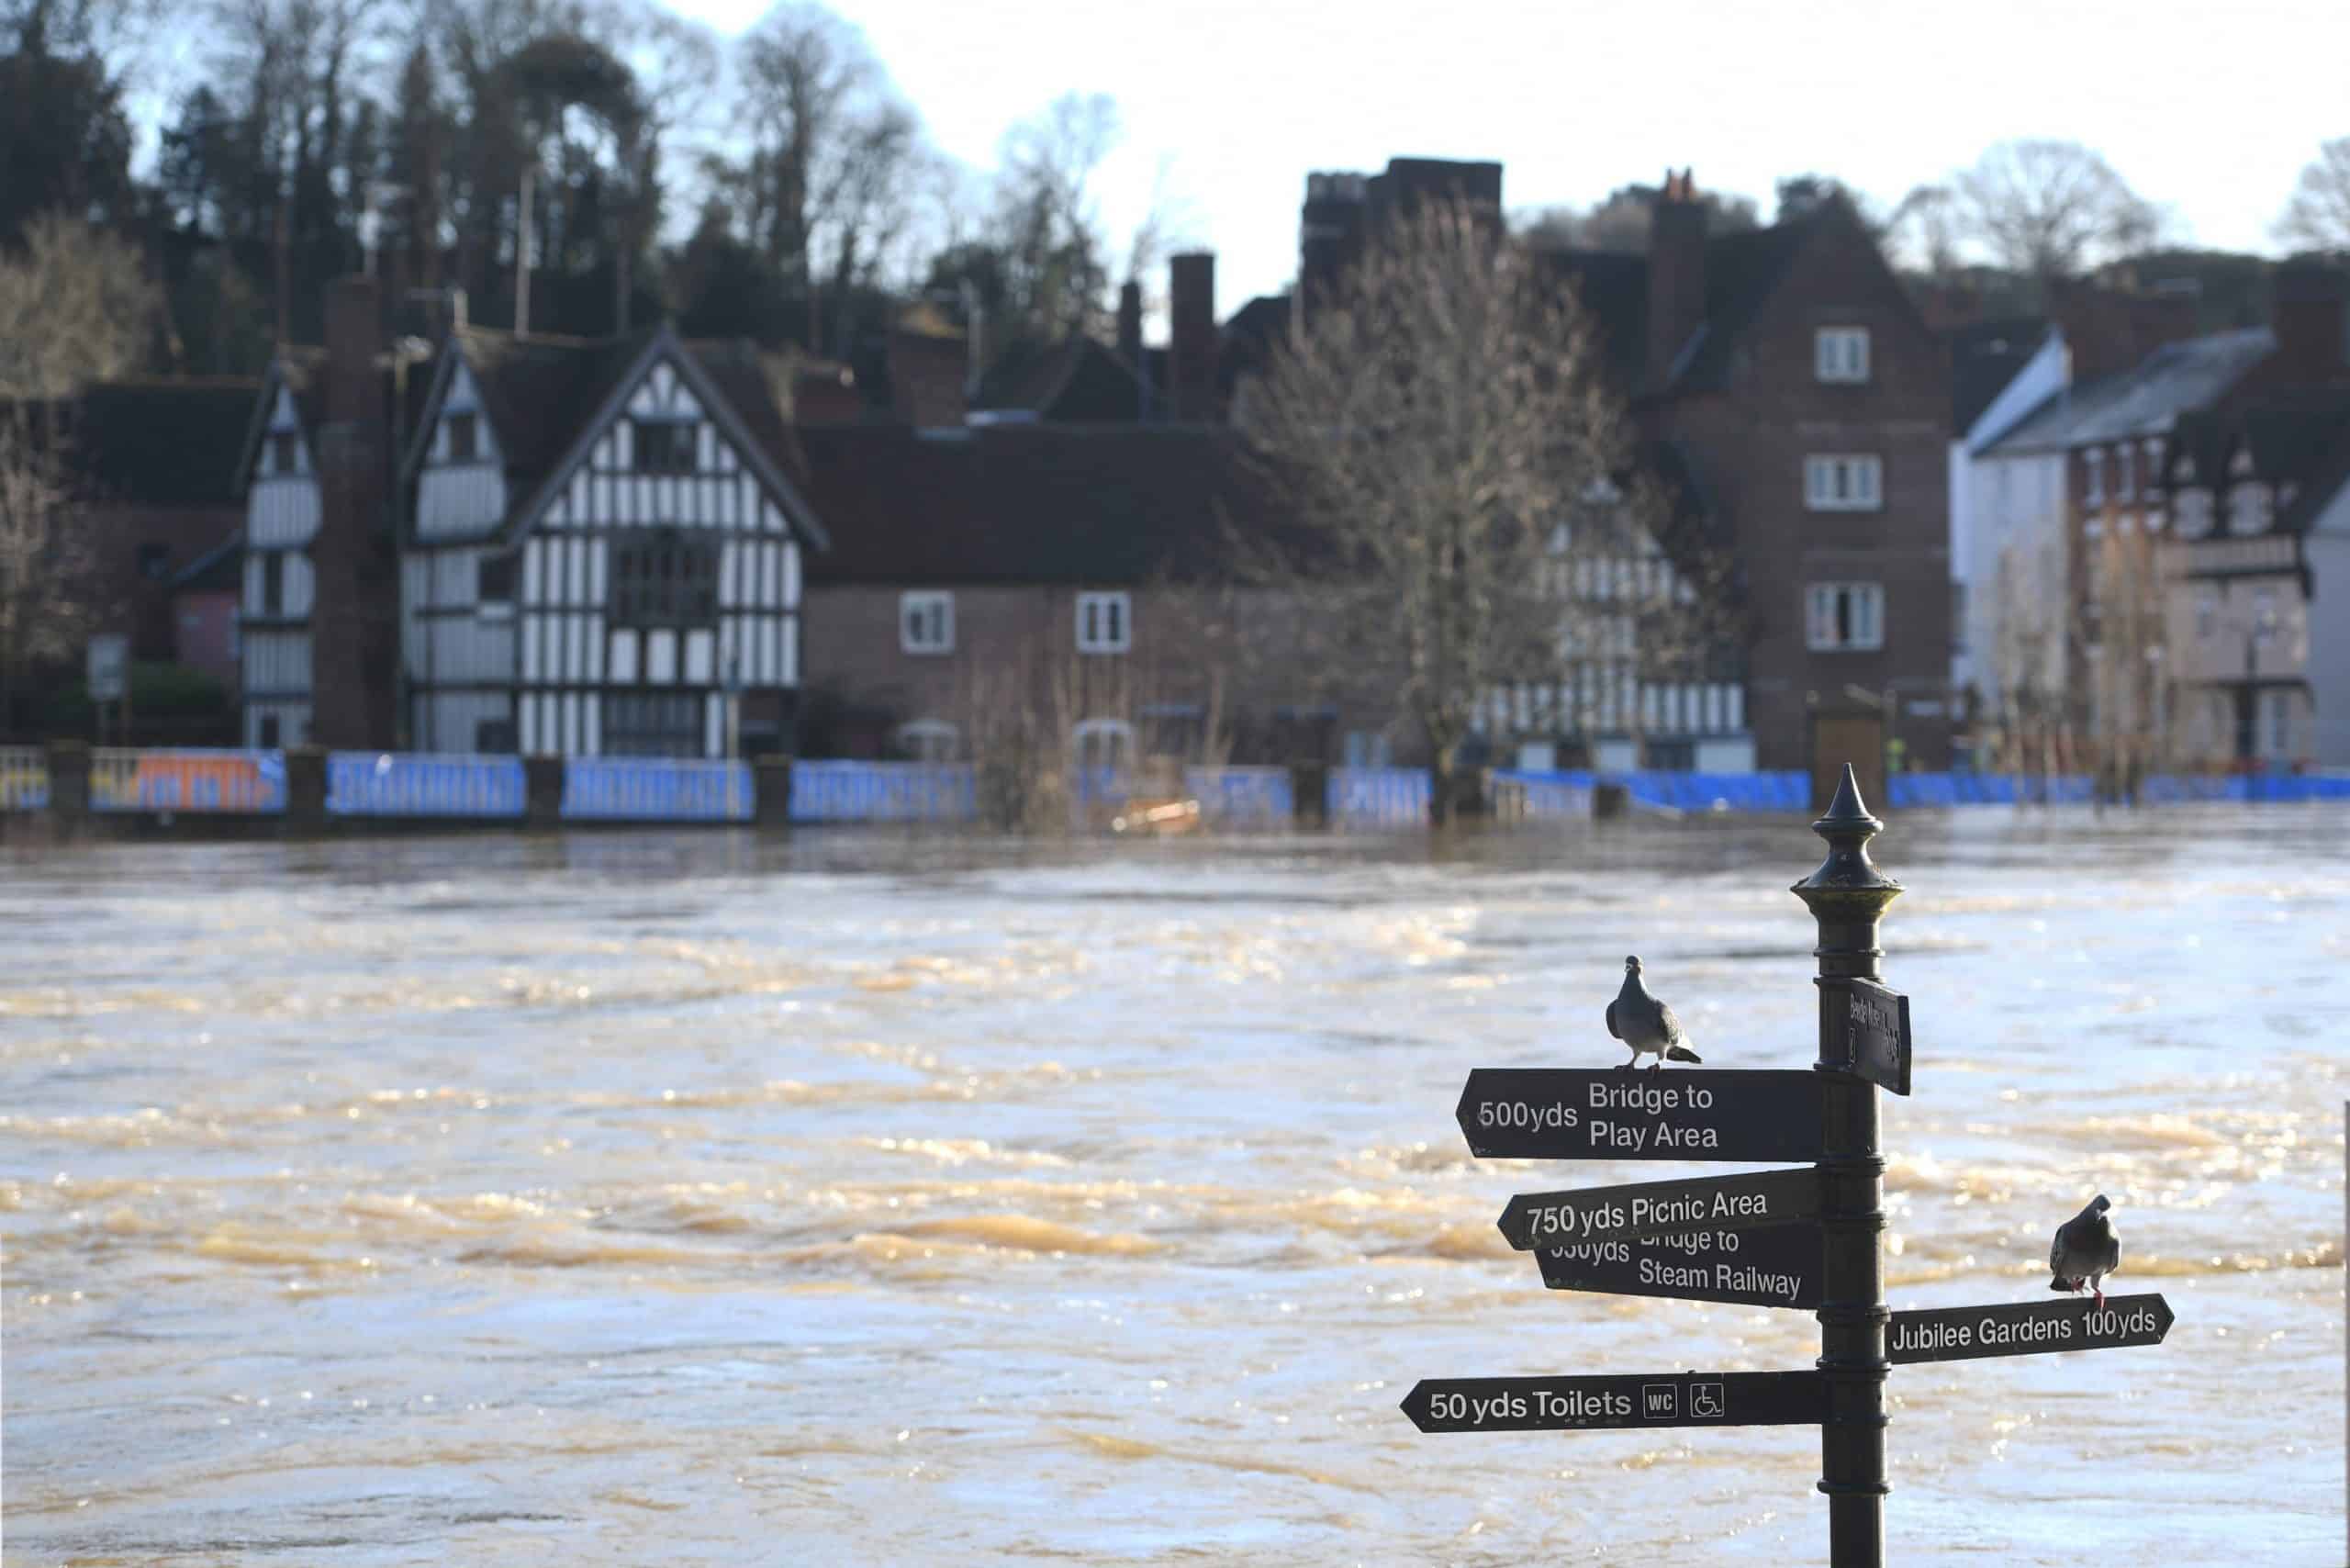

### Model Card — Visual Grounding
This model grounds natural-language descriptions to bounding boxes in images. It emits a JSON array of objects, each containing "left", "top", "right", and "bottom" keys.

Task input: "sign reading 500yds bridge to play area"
[{"left": 1456, "top": 1068, "right": 1825, "bottom": 1161}]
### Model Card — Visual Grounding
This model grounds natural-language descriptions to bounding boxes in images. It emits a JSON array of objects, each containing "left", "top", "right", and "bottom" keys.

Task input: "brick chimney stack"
[
  {"left": 1169, "top": 252, "right": 1217, "bottom": 422},
  {"left": 312, "top": 274, "right": 397, "bottom": 749},
  {"left": 1116, "top": 280, "right": 1143, "bottom": 365},
  {"left": 1647, "top": 168, "right": 1707, "bottom": 392},
  {"left": 2270, "top": 263, "right": 2350, "bottom": 386}
]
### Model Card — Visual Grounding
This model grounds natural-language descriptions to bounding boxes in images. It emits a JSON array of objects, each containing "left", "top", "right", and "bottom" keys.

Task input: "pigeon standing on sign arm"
[
  {"left": 1606, "top": 956, "right": 1702, "bottom": 1071},
  {"left": 2048, "top": 1193, "right": 2120, "bottom": 1309}
]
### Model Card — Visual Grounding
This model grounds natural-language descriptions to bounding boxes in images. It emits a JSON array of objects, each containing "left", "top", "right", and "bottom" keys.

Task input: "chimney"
[
  {"left": 2270, "top": 263, "right": 2350, "bottom": 386},
  {"left": 1169, "top": 252, "right": 1217, "bottom": 422},
  {"left": 2129, "top": 278, "right": 2201, "bottom": 361},
  {"left": 1299, "top": 171, "right": 1368, "bottom": 321},
  {"left": 312, "top": 275, "right": 397, "bottom": 749},
  {"left": 1116, "top": 280, "right": 1143, "bottom": 365},
  {"left": 1646, "top": 168, "right": 1707, "bottom": 392}
]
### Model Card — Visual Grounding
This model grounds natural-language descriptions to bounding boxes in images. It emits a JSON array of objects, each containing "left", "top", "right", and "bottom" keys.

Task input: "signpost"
[
  {"left": 1402, "top": 1371, "right": 1826, "bottom": 1434},
  {"left": 1400, "top": 765, "right": 2179, "bottom": 1568},
  {"left": 1456, "top": 1067, "right": 1824, "bottom": 1161},
  {"left": 1496, "top": 1166, "right": 1819, "bottom": 1250},
  {"left": 1536, "top": 1225, "right": 1825, "bottom": 1310},
  {"left": 1887, "top": 1295, "right": 2174, "bottom": 1364}
]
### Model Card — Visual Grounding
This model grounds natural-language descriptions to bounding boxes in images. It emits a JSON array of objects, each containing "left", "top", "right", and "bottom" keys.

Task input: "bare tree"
[
  {"left": 1945, "top": 140, "right": 2167, "bottom": 281},
  {"left": 989, "top": 91, "right": 1120, "bottom": 342},
  {"left": 0, "top": 405, "right": 102, "bottom": 730},
  {"left": 0, "top": 213, "right": 161, "bottom": 398},
  {"left": 1237, "top": 198, "right": 1683, "bottom": 823},
  {"left": 2277, "top": 136, "right": 2350, "bottom": 257}
]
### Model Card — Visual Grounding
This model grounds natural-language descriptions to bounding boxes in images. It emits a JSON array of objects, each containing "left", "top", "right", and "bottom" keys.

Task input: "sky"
[{"left": 678, "top": 0, "right": 2346, "bottom": 322}]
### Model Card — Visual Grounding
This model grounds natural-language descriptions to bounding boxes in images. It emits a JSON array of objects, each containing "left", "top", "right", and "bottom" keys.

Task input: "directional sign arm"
[
  {"left": 1536, "top": 1226, "right": 1825, "bottom": 1310},
  {"left": 1886, "top": 1294, "right": 2175, "bottom": 1364},
  {"left": 1497, "top": 1166, "right": 1821, "bottom": 1251},
  {"left": 1457, "top": 1068, "right": 1825, "bottom": 1162},
  {"left": 1402, "top": 1371, "right": 1826, "bottom": 1434}
]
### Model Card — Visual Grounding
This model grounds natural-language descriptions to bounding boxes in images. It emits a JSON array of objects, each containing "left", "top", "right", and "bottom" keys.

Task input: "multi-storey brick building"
[{"left": 1226, "top": 162, "right": 1958, "bottom": 771}]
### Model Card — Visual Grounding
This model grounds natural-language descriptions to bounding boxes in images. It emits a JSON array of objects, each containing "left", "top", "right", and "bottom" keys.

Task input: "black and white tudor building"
[{"left": 236, "top": 321, "right": 831, "bottom": 758}]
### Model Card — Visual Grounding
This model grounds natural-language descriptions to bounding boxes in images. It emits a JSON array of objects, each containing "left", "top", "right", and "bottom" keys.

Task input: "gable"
[
  {"left": 423, "top": 361, "right": 503, "bottom": 467},
  {"left": 240, "top": 371, "right": 315, "bottom": 487},
  {"left": 505, "top": 334, "right": 830, "bottom": 551}
]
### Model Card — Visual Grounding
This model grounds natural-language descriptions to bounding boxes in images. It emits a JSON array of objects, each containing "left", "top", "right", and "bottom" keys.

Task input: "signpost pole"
[{"left": 1792, "top": 764, "right": 1900, "bottom": 1568}]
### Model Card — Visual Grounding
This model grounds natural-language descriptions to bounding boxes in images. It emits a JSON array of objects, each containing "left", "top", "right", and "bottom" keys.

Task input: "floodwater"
[{"left": 1, "top": 807, "right": 2344, "bottom": 1566}]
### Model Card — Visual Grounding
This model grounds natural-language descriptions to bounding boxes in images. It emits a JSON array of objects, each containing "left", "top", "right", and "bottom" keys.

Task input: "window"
[
  {"left": 1071, "top": 718, "right": 1135, "bottom": 770},
  {"left": 2228, "top": 482, "right": 2273, "bottom": 536},
  {"left": 1814, "top": 327, "right": 1870, "bottom": 383},
  {"left": 1343, "top": 730, "right": 1393, "bottom": 768},
  {"left": 1804, "top": 454, "right": 1883, "bottom": 511},
  {"left": 477, "top": 554, "right": 517, "bottom": 619},
  {"left": 900, "top": 591, "right": 954, "bottom": 655},
  {"left": 447, "top": 410, "right": 478, "bottom": 463},
  {"left": 261, "top": 551, "right": 284, "bottom": 615},
  {"left": 1806, "top": 582, "right": 1885, "bottom": 651},
  {"left": 1076, "top": 590, "right": 1130, "bottom": 653},
  {"left": 605, "top": 692, "right": 704, "bottom": 757},
  {"left": 258, "top": 714, "right": 281, "bottom": 747},
  {"left": 2175, "top": 487, "right": 2214, "bottom": 537},
  {"left": 138, "top": 543, "right": 171, "bottom": 580},
  {"left": 475, "top": 717, "right": 516, "bottom": 753},
  {"left": 270, "top": 431, "right": 297, "bottom": 474},
  {"left": 632, "top": 419, "right": 695, "bottom": 475},
  {"left": 2118, "top": 444, "right": 2135, "bottom": 500},
  {"left": 2081, "top": 447, "right": 2104, "bottom": 508},
  {"left": 894, "top": 719, "right": 959, "bottom": 761},
  {"left": 610, "top": 531, "right": 718, "bottom": 626}
]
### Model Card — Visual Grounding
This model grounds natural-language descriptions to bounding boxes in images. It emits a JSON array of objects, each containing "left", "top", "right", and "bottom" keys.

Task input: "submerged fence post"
[
  {"left": 1791, "top": 763, "right": 1900, "bottom": 1568},
  {"left": 45, "top": 740, "right": 91, "bottom": 828},
  {"left": 754, "top": 754, "right": 795, "bottom": 831}
]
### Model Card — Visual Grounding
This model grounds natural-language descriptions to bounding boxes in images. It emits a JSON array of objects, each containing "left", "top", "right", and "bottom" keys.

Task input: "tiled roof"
[
  {"left": 37, "top": 379, "right": 263, "bottom": 506},
  {"left": 794, "top": 423, "right": 1291, "bottom": 586},
  {"left": 1988, "top": 328, "right": 2275, "bottom": 454},
  {"left": 452, "top": 326, "right": 657, "bottom": 493},
  {"left": 971, "top": 336, "right": 1148, "bottom": 422}
]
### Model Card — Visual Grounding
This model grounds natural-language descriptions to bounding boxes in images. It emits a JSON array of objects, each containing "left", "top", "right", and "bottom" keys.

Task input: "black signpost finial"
[{"left": 1792, "top": 762, "right": 1898, "bottom": 1568}]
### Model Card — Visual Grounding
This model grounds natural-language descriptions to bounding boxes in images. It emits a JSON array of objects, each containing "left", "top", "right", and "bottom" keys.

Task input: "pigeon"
[
  {"left": 1605, "top": 956, "right": 1702, "bottom": 1071},
  {"left": 2048, "top": 1194, "right": 2120, "bottom": 1309}
]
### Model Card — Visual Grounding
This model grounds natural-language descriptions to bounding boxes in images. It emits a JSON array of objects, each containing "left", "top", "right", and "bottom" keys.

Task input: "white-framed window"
[
  {"left": 1071, "top": 717, "right": 1135, "bottom": 770},
  {"left": 894, "top": 718, "right": 959, "bottom": 760},
  {"left": 2118, "top": 443, "right": 2135, "bottom": 500},
  {"left": 2081, "top": 447, "right": 2105, "bottom": 508},
  {"left": 1076, "top": 590, "right": 1131, "bottom": 654},
  {"left": 899, "top": 590, "right": 954, "bottom": 655},
  {"left": 1806, "top": 582, "right": 1885, "bottom": 651},
  {"left": 2175, "top": 487, "right": 2214, "bottom": 537},
  {"left": 2228, "top": 482, "right": 2273, "bottom": 537},
  {"left": 1804, "top": 454, "right": 1883, "bottom": 511},
  {"left": 1814, "top": 327, "right": 1870, "bottom": 383}
]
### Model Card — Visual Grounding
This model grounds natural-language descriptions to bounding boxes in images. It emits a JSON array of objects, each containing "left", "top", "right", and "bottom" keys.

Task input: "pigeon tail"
[
  {"left": 1666, "top": 1046, "right": 1701, "bottom": 1063},
  {"left": 2049, "top": 1276, "right": 2079, "bottom": 1293}
]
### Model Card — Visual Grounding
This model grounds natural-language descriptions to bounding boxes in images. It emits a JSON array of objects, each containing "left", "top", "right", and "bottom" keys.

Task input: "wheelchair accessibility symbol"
[{"left": 1690, "top": 1382, "right": 1726, "bottom": 1418}]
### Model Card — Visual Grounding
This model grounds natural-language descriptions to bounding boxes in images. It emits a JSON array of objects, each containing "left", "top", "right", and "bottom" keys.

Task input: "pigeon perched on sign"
[
  {"left": 2048, "top": 1194, "right": 2120, "bottom": 1309},
  {"left": 1605, "top": 956, "right": 1702, "bottom": 1071}
]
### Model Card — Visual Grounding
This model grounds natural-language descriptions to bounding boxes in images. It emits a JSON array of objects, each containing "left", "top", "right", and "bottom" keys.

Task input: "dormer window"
[
  {"left": 633, "top": 420, "right": 695, "bottom": 475},
  {"left": 1814, "top": 327, "right": 1870, "bottom": 383},
  {"left": 2229, "top": 482, "right": 2273, "bottom": 536},
  {"left": 2174, "top": 487, "right": 2214, "bottom": 537},
  {"left": 448, "top": 411, "right": 478, "bottom": 463}
]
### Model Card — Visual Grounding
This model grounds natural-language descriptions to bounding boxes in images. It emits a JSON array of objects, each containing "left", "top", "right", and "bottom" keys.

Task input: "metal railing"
[
  {"left": 1183, "top": 766, "right": 1293, "bottom": 829},
  {"left": 565, "top": 756, "right": 753, "bottom": 823},
  {"left": 327, "top": 753, "right": 527, "bottom": 818},
  {"left": 0, "top": 746, "right": 48, "bottom": 811},
  {"left": 789, "top": 760, "right": 977, "bottom": 823},
  {"left": 91, "top": 748, "right": 285, "bottom": 813}
]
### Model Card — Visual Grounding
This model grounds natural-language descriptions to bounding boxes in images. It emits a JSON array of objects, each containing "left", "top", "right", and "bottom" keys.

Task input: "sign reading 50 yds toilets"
[{"left": 1456, "top": 1069, "right": 1825, "bottom": 1162}]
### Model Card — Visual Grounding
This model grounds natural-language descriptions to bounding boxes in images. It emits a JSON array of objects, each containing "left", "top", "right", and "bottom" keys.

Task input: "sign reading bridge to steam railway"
[
  {"left": 1537, "top": 1224, "right": 1825, "bottom": 1310},
  {"left": 1402, "top": 767, "right": 2178, "bottom": 1568},
  {"left": 1455, "top": 1068, "right": 1825, "bottom": 1161}
]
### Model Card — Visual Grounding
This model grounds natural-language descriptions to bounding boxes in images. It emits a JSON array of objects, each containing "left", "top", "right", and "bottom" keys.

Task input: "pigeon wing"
[
  {"left": 1655, "top": 1001, "right": 1687, "bottom": 1047},
  {"left": 1606, "top": 1000, "right": 1620, "bottom": 1040}
]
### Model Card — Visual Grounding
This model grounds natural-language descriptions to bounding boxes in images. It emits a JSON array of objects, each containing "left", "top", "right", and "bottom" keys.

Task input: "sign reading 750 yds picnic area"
[{"left": 1456, "top": 1068, "right": 1824, "bottom": 1161}]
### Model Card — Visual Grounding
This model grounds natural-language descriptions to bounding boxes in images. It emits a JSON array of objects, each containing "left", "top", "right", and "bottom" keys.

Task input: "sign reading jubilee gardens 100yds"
[{"left": 1402, "top": 768, "right": 2175, "bottom": 1568}]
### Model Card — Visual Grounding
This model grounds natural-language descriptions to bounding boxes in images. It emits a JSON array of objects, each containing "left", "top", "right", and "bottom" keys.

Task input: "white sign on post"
[{"left": 87, "top": 634, "right": 129, "bottom": 702}]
